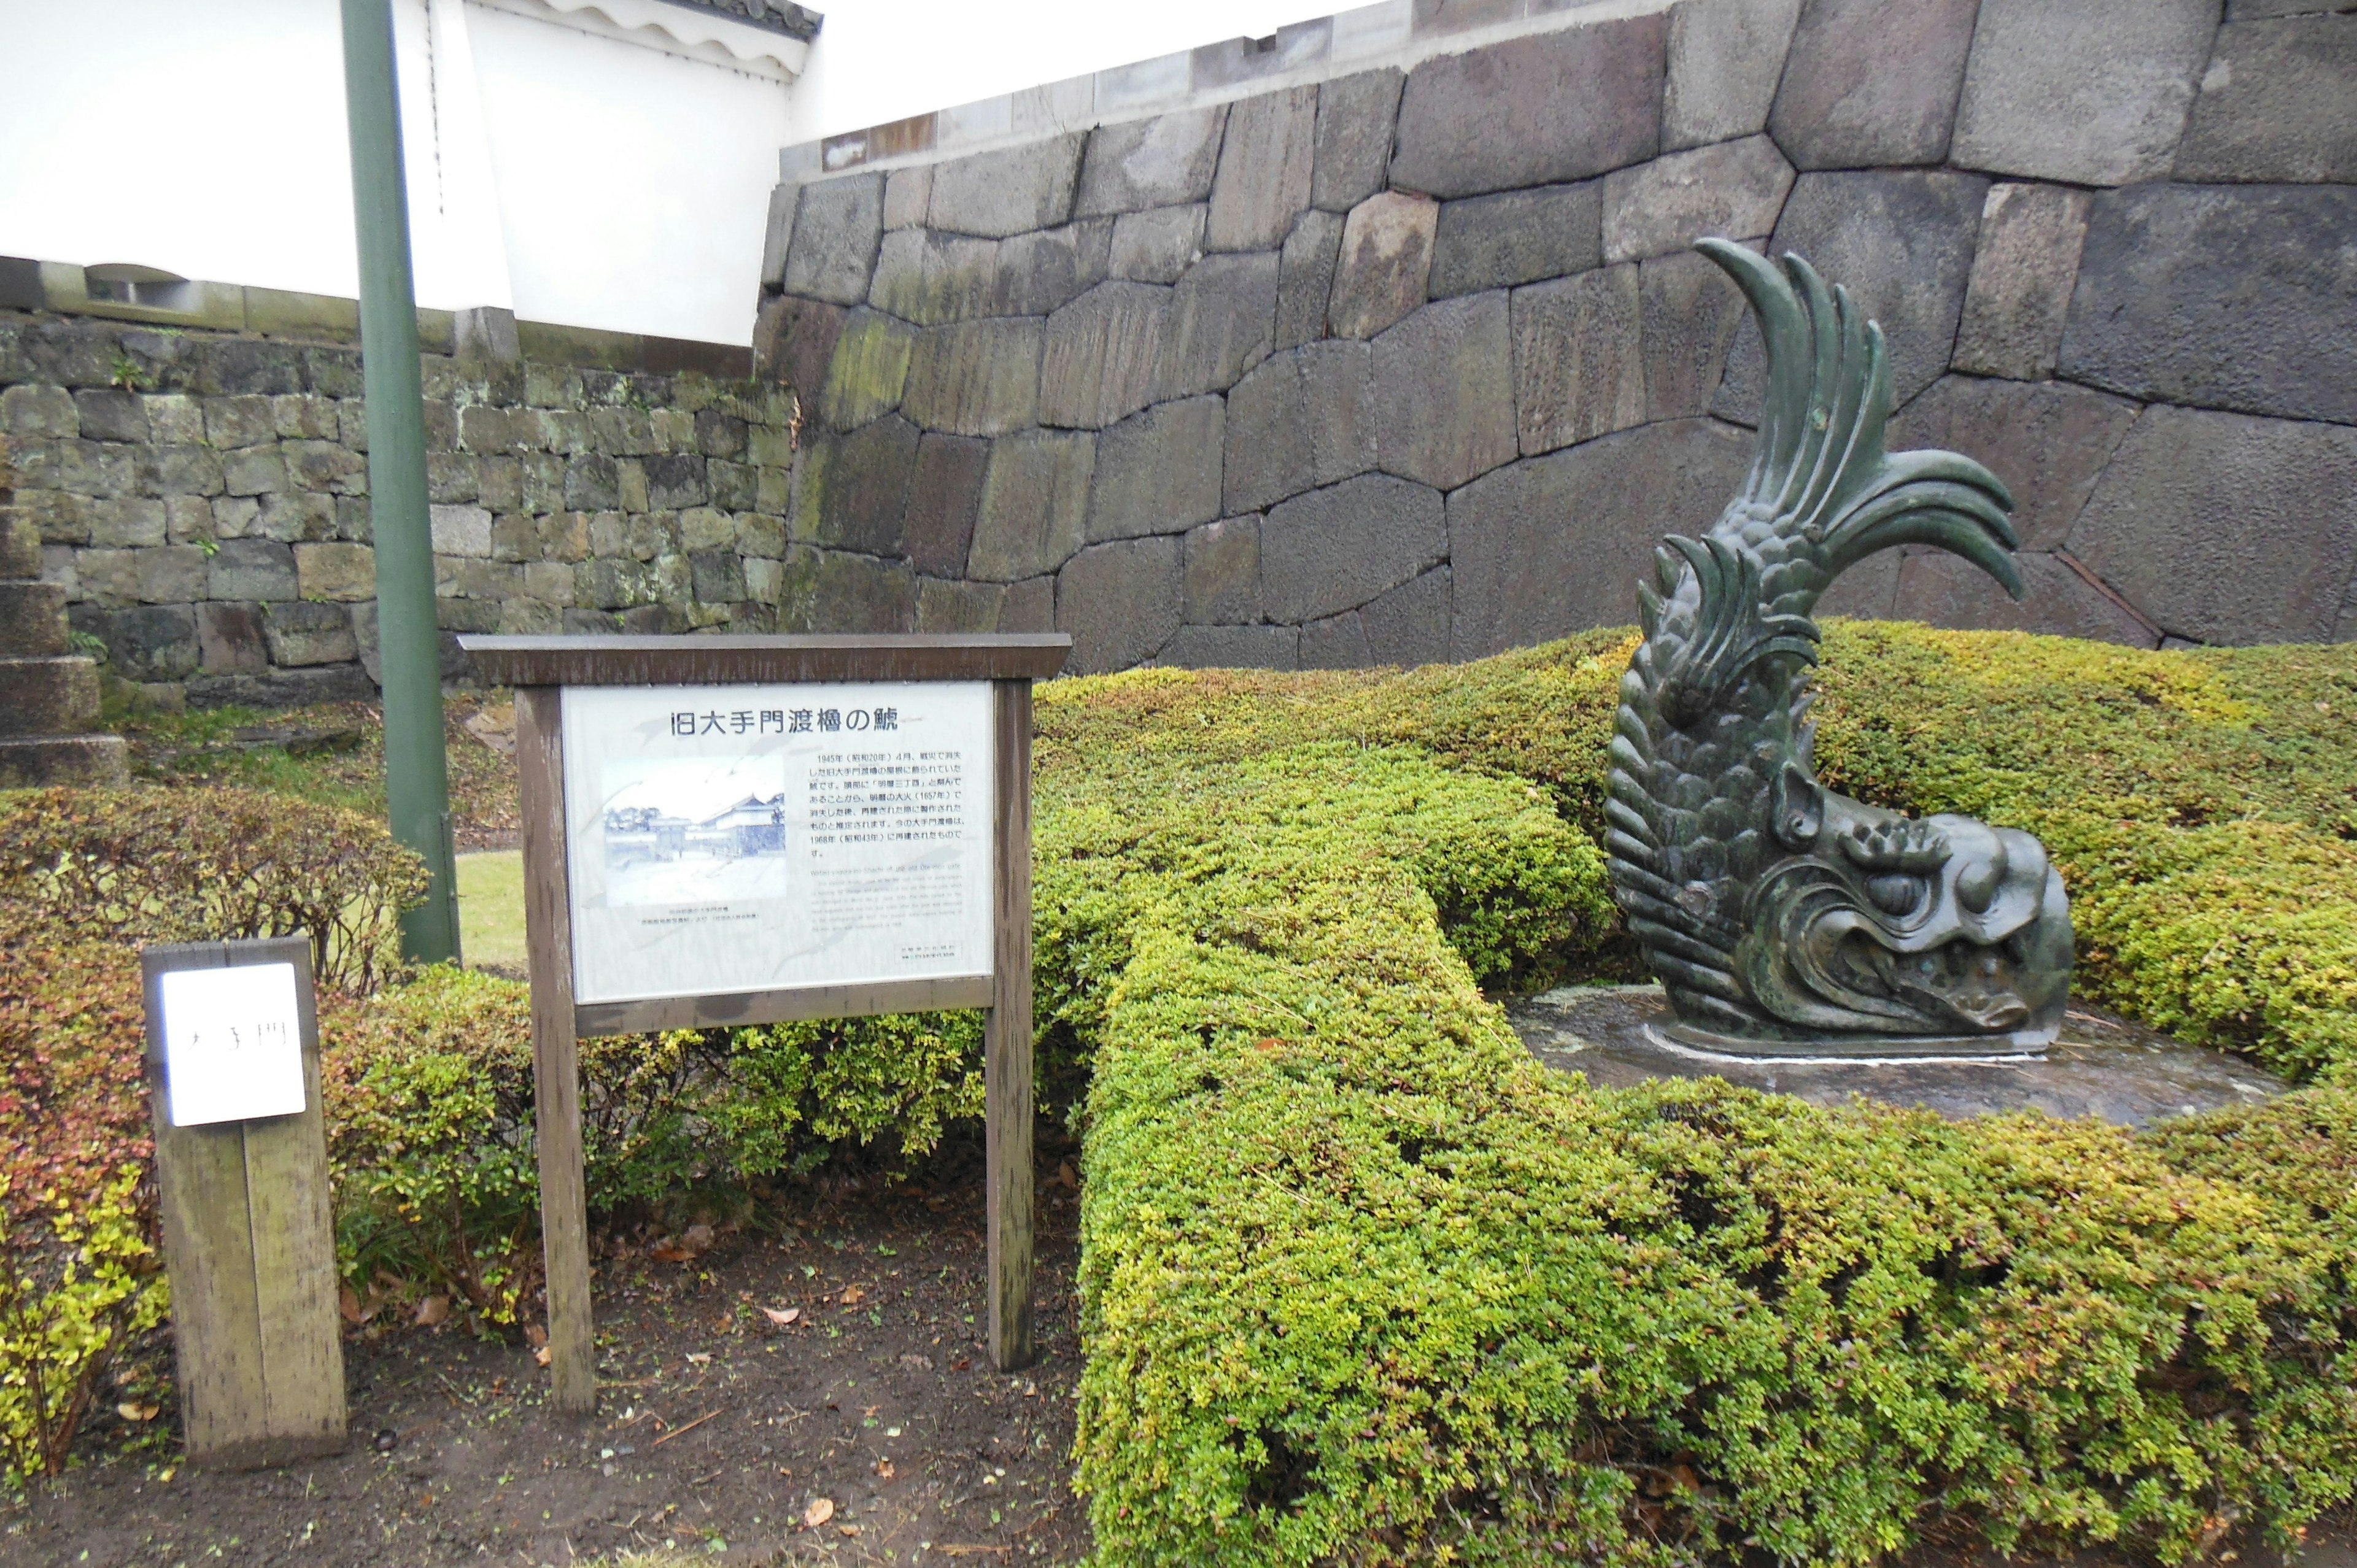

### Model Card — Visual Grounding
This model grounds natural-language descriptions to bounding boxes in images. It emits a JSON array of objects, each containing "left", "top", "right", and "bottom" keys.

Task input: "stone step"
[
  {"left": 0, "top": 733, "right": 128, "bottom": 789},
  {"left": 0, "top": 508, "right": 37, "bottom": 580},
  {"left": 0, "top": 656, "right": 103, "bottom": 738},
  {"left": 0, "top": 581, "right": 68, "bottom": 657}
]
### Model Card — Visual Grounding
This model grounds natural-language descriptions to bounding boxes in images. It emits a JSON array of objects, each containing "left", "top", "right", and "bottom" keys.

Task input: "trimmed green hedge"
[{"left": 1049, "top": 628, "right": 2357, "bottom": 1564}]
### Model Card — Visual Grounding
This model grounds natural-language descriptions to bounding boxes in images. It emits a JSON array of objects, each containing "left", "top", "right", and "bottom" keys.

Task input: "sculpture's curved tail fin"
[{"left": 1695, "top": 239, "right": 2023, "bottom": 608}]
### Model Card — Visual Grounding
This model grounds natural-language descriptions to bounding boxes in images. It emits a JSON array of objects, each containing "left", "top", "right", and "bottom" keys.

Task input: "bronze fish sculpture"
[{"left": 1604, "top": 240, "right": 2072, "bottom": 1055}]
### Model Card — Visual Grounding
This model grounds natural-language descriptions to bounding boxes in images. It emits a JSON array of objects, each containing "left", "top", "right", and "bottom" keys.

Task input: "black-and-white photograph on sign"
[{"left": 561, "top": 681, "right": 995, "bottom": 1005}]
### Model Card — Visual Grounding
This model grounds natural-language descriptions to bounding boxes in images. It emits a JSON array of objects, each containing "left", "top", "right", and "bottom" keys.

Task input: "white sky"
[{"left": 787, "top": 0, "right": 1351, "bottom": 142}]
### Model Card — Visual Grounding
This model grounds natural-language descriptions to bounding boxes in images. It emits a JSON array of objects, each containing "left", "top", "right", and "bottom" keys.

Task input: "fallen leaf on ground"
[
  {"left": 802, "top": 1497, "right": 835, "bottom": 1529},
  {"left": 876, "top": 1458, "right": 895, "bottom": 1480},
  {"left": 762, "top": 1306, "right": 801, "bottom": 1326},
  {"left": 116, "top": 1402, "right": 159, "bottom": 1423},
  {"left": 838, "top": 1523, "right": 861, "bottom": 1537},
  {"left": 686, "top": 1352, "right": 711, "bottom": 1366},
  {"left": 839, "top": 1284, "right": 865, "bottom": 1306},
  {"left": 523, "top": 1323, "right": 548, "bottom": 1348},
  {"left": 534, "top": 1346, "right": 552, "bottom": 1367},
  {"left": 413, "top": 1296, "right": 450, "bottom": 1327},
  {"left": 338, "top": 1286, "right": 376, "bottom": 1325}
]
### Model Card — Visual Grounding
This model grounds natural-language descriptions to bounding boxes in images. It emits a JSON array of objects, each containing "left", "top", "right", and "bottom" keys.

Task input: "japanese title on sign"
[
  {"left": 562, "top": 681, "right": 996, "bottom": 1006},
  {"left": 157, "top": 962, "right": 308, "bottom": 1127}
]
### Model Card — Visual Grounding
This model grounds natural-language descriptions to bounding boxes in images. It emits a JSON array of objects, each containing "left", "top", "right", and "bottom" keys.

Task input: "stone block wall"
[
  {"left": 758, "top": 0, "right": 2357, "bottom": 673},
  {"left": 1, "top": 311, "right": 803, "bottom": 708}
]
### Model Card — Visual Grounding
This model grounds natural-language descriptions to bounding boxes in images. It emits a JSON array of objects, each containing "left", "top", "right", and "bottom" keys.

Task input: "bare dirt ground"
[{"left": 0, "top": 1141, "right": 1091, "bottom": 1568}]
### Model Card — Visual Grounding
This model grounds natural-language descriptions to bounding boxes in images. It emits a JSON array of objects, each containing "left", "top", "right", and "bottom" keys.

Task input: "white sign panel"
[
  {"left": 562, "top": 681, "right": 996, "bottom": 1006},
  {"left": 158, "top": 962, "right": 308, "bottom": 1127}
]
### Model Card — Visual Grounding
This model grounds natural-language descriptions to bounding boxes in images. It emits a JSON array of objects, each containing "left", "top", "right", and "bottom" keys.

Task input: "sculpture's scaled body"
[{"left": 1606, "top": 241, "right": 2072, "bottom": 1054}]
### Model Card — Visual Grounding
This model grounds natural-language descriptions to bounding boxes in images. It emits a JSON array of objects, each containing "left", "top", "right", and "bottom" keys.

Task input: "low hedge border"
[{"left": 1043, "top": 628, "right": 2357, "bottom": 1563}]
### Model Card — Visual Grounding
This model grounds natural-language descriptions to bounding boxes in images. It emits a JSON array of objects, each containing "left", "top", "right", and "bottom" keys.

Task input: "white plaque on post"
[{"left": 157, "top": 961, "right": 308, "bottom": 1127}]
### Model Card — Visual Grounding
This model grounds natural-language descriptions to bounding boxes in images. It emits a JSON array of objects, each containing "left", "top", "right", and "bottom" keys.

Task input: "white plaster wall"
[
  {"left": 0, "top": 0, "right": 787, "bottom": 344},
  {"left": 0, "top": 0, "right": 363, "bottom": 299},
  {"left": 463, "top": 3, "right": 788, "bottom": 344},
  {"left": 784, "top": 0, "right": 1349, "bottom": 142}
]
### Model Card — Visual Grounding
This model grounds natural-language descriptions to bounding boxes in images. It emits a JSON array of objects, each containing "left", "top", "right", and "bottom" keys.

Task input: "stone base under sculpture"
[
  {"left": 1647, "top": 1018, "right": 2055, "bottom": 1061},
  {"left": 1512, "top": 984, "right": 2282, "bottom": 1129}
]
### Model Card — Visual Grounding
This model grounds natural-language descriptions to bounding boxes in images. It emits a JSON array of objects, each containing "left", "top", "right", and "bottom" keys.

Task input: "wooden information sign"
[
  {"left": 141, "top": 935, "right": 346, "bottom": 1468},
  {"left": 459, "top": 633, "right": 1070, "bottom": 1413}
]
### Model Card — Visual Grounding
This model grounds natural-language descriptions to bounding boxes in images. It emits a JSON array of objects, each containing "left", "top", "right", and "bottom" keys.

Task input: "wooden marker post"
[
  {"left": 465, "top": 633, "right": 1069, "bottom": 1412},
  {"left": 141, "top": 936, "right": 346, "bottom": 1469}
]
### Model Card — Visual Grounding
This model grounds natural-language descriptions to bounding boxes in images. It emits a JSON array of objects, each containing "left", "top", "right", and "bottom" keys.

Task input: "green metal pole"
[{"left": 341, "top": 0, "right": 460, "bottom": 966}]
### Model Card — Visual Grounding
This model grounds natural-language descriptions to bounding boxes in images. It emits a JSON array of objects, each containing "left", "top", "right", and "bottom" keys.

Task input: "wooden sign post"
[
  {"left": 140, "top": 936, "right": 346, "bottom": 1468},
  {"left": 459, "top": 633, "right": 1069, "bottom": 1414}
]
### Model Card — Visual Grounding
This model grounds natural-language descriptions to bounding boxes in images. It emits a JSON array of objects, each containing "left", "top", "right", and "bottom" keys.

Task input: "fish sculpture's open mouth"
[{"left": 1603, "top": 241, "right": 2074, "bottom": 1057}]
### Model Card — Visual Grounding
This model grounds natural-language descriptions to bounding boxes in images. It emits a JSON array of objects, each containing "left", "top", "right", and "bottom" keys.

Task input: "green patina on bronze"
[{"left": 1606, "top": 240, "right": 2073, "bottom": 1054}]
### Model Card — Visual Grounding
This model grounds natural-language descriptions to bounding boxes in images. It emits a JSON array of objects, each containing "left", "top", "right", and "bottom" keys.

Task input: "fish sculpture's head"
[{"left": 1736, "top": 765, "right": 2072, "bottom": 1039}]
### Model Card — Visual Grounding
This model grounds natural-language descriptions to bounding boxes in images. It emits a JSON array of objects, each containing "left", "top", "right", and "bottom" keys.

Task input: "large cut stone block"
[
  {"left": 901, "top": 317, "right": 1041, "bottom": 436},
  {"left": 1639, "top": 245, "right": 1755, "bottom": 422},
  {"left": 1768, "top": 0, "right": 1978, "bottom": 169},
  {"left": 1888, "top": 376, "right": 2139, "bottom": 551},
  {"left": 1160, "top": 253, "right": 1279, "bottom": 400},
  {"left": 1602, "top": 136, "right": 1793, "bottom": 265},
  {"left": 101, "top": 604, "right": 201, "bottom": 682},
  {"left": 1183, "top": 514, "right": 1261, "bottom": 624},
  {"left": 2058, "top": 183, "right": 2357, "bottom": 426},
  {"left": 1326, "top": 192, "right": 1436, "bottom": 340},
  {"left": 1513, "top": 266, "right": 1646, "bottom": 456},
  {"left": 0, "top": 582, "right": 67, "bottom": 658},
  {"left": 1156, "top": 623, "right": 1299, "bottom": 670},
  {"left": 1449, "top": 419, "right": 1754, "bottom": 657},
  {"left": 206, "top": 537, "right": 298, "bottom": 601},
  {"left": 884, "top": 166, "right": 933, "bottom": 230},
  {"left": 1390, "top": 15, "right": 1666, "bottom": 198},
  {"left": 1301, "top": 339, "right": 1377, "bottom": 489},
  {"left": 805, "top": 550, "right": 918, "bottom": 633},
  {"left": 1718, "top": 169, "right": 1987, "bottom": 416},
  {"left": 929, "top": 133, "right": 1086, "bottom": 238},
  {"left": 798, "top": 413, "right": 919, "bottom": 555},
  {"left": 1361, "top": 566, "right": 1450, "bottom": 668},
  {"left": 816, "top": 308, "right": 916, "bottom": 430},
  {"left": 1373, "top": 292, "right": 1517, "bottom": 492},
  {"left": 2065, "top": 406, "right": 2357, "bottom": 645},
  {"left": 1077, "top": 106, "right": 1227, "bottom": 215},
  {"left": 1275, "top": 209, "right": 1344, "bottom": 350},
  {"left": 1088, "top": 395, "right": 1224, "bottom": 542},
  {"left": 1299, "top": 611, "right": 1370, "bottom": 670},
  {"left": 1953, "top": 183, "right": 2092, "bottom": 382},
  {"left": 1261, "top": 473, "right": 1446, "bottom": 624},
  {"left": 1429, "top": 182, "right": 1603, "bottom": 299},
  {"left": 263, "top": 601, "right": 358, "bottom": 668},
  {"left": 970, "top": 430, "right": 1096, "bottom": 581},
  {"left": 1663, "top": 0, "right": 1804, "bottom": 151},
  {"left": 994, "top": 221, "right": 1114, "bottom": 317},
  {"left": 196, "top": 601, "right": 268, "bottom": 673},
  {"left": 1110, "top": 206, "right": 1206, "bottom": 284},
  {"left": 1951, "top": 0, "right": 2218, "bottom": 185},
  {"left": 916, "top": 577, "right": 1005, "bottom": 634},
  {"left": 2175, "top": 15, "right": 2357, "bottom": 183},
  {"left": 294, "top": 541, "right": 374, "bottom": 601},
  {"left": 1894, "top": 550, "right": 2159, "bottom": 648},
  {"left": 866, "top": 229, "right": 1002, "bottom": 325},
  {"left": 0, "top": 658, "right": 104, "bottom": 737},
  {"left": 1039, "top": 281, "right": 1171, "bottom": 428},
  {"left": 784, "top": 174, "right": 884, "bottom": 305},
  {"left": 1225, "top": 353, "right": 1314, "bottom": 516},
  {"left": 1056, "top": 536, "right": 1182, "bottom": 674},
  {"left": 1312, "top": 68, "right": 1404, "bottom": 212},
  {"left": 904, "top": 432, "right": 990, "bottom": 577},
  {"left": 1206, "top": 86, "right": 1317, "bottom": 253}
]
